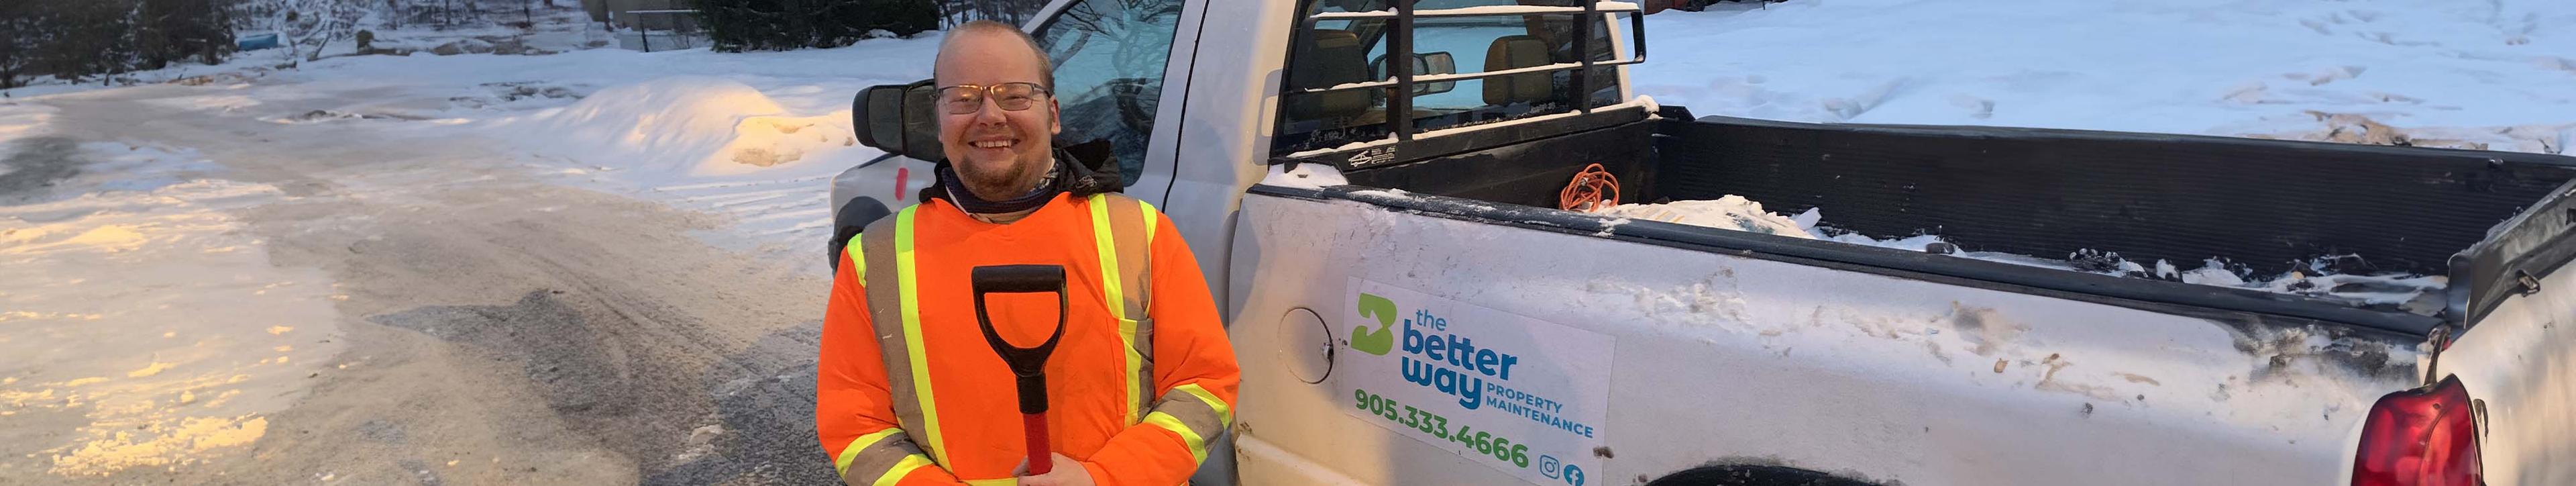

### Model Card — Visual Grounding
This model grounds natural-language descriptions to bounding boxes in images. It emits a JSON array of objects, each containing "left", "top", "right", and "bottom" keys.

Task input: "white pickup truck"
[{"left": 828, "top": 0, "right": 2576, "bottom": 484}]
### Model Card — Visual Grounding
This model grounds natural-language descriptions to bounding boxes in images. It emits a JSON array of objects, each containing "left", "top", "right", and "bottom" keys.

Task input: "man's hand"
[{"left": 1012, "top": 452, "right": 1095, "bottom": 486}]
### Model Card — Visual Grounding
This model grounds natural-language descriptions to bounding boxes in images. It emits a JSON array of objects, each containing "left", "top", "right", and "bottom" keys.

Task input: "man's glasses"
[{"left": 934, "top": 83, "right": 1051, "bottom": 115}]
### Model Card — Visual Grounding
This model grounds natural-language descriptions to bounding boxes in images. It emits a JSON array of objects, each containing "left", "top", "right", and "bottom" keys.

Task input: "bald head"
[{"left": 934, "top": 20, "right": 1053, "bottom": 91}]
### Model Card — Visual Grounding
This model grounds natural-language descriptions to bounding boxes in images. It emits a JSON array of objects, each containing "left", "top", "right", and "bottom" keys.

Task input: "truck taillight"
[{"left": 2352, "top": 375, "right": 2482, "bottom": 486}]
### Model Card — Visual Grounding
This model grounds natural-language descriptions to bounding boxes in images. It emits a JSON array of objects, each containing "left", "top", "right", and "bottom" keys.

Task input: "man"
[{"left": 816, "top": 20, "right": 1240, "bottom": 486}]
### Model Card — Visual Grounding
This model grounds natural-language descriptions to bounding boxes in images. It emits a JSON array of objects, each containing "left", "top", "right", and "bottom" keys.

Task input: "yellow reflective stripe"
[
  {"left": 1175, "top": 383, "right": 1232, "bottom": 425},
  {"left": 1143, "top": 411, "right": 1209, "bottom": 463},
  {"left": 1088, "top": 195, "right": 1145, "bottom": 424},
  {"left": 1089, "top": 194, "right": 1126, "bottom": 321},
  {"left": 835, "top": 428, "right": 906, "bottom": 476},
  {"left": 964, "top": 479, "right": 1019, "bottom": 486},
  {"left": 893, "top": 209, "right": 947, "bottom": 464},
  {"left": 876, "top": 454, "right": 934, "bottom": 486}
]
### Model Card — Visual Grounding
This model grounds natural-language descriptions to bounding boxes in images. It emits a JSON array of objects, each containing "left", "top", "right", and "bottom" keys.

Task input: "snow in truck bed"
[{"left": 1598, "top": 197, "right": 2449, "bottom": 313}]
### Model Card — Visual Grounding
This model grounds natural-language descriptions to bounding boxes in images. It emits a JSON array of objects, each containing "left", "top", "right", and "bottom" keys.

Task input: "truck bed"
[{"left": 1309, "top": 105, "right": 2576, "bottom": 336}]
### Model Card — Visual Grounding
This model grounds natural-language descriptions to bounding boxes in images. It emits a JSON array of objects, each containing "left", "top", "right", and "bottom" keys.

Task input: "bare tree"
[
  {"left": 273, "top": 0, "right": 367, "bottom": 65},
  {"left": 935, "top": 0, "right": 1043, "bottom": 27}
]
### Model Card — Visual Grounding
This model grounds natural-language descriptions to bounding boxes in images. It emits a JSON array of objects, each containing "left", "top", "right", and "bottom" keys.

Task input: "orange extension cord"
[{"left": 1558, "top": 163, "right": 1621, "bottom": 212}]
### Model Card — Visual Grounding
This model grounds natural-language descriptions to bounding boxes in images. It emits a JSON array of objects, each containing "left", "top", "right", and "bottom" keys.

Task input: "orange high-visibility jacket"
[{"left": 819, "top": 192, "right": 1240, "bottom": 486}]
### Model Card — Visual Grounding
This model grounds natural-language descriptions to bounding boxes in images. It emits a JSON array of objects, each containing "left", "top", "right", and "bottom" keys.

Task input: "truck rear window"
[{"left": 1273, "top": 0, "right": 1625, "bottom": 156}]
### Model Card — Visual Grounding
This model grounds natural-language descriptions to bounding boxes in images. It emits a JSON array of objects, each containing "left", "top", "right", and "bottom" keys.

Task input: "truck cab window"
[
  {"left": 1034, "top": 0, "right": 1186, "bottom": 187},
  {"left": 1275, "top": 0, "right": 1622, "bottom": 156}
]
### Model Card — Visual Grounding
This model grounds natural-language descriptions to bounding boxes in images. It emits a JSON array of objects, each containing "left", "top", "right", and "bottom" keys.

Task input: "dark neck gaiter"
[{"left": 937, "top": 159, "right": 1062, "bottom": 215}]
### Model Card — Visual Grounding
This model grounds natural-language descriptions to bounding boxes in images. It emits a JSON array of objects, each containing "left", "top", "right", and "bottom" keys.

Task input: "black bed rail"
[{"left": 2451, "top": 179, "right": 2576, "bottom": 327}]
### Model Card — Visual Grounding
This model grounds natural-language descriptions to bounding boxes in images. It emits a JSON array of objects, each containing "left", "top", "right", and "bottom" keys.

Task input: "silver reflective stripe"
[
  {"left": 1152, "top": 393, "right": 1227, "bottom": 438},
  {"left": 1142, "top": 383, "right": 1232, "bottom": 464},
  {"left": 836, "top": 428, "right": 933, "bottom": 484},
  {"left": 858, "top": 207, "right": 945, "bottom": 465}
]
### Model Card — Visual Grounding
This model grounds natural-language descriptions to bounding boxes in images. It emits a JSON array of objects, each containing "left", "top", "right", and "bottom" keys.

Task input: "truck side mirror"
[
  {"left": 851, "top": 79, "right": 945, "bottom": 163},
  {"left": 1372, "top": 52, "right": 1458, "bottom": 95},
  {"left": 1418, "top": 52, "right": 1456, "bottom": 95}
]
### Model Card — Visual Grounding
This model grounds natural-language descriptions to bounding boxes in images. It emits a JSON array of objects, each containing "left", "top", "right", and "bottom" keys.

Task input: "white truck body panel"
[
  {"left": 1162, "top": 0, "right": 1302, "bottom": 313},
  {"left": 1224, "top": 192, "right": 2426, "bottom": 485},
  {"left": 2437, "top": 261, "right": 2576, "bottom": 486}
]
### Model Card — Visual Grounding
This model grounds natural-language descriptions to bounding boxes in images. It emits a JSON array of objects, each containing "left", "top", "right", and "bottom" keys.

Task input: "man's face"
[{"left": 933, "top": 30, "right": 1060, "bottom": 201}]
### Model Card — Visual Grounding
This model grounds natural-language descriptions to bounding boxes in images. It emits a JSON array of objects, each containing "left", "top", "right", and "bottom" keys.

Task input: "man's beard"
[{"left": 956, "top": 152, "right": 1050, "bottom": 201}]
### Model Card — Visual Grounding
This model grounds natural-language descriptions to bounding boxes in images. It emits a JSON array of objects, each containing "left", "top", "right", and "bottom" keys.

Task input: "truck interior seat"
[
  {"left": 1485, "top": 34, "right": 1553, "bottom": 106},
  {"left": 1288, "top": 29, "right": 1373, "bottom": 124}
]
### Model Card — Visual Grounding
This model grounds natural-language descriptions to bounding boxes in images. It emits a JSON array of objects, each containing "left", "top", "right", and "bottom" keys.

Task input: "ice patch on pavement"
[
  {"left": 0, "top": 141, "right": 343, "bottom": 477},
  {"left": 0, "top": 102, "right": 58, "bottom": 142}
]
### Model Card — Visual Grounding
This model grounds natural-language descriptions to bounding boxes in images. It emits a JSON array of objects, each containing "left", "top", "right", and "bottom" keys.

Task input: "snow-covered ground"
[
  {"left": 16, "top": 34, "right": 941, "bottom": 274},
  {"left": 1638, "top": 0, "right": 2575, "bottom": 154}
]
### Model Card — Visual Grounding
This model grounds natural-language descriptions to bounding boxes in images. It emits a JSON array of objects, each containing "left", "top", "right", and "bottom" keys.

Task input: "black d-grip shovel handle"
[{"left": 971, "top": 264, "right": 1067, "bottom": 415}]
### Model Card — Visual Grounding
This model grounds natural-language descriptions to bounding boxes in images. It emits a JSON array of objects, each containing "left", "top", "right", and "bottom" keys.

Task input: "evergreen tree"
[{"left": 694, "top": 0, "right": 943, "bottom": 52}]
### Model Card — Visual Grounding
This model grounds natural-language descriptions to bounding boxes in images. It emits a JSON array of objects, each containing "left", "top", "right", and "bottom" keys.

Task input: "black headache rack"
[
  {"left": 1271, "top": 0, "right": 1649, "bottom": 171},
  {"left": 1273, "top": 108, "right": 2576, "bottom": 337}
]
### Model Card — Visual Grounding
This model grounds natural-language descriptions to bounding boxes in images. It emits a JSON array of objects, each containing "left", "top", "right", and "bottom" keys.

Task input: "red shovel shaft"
[
  {"left": 1023, "top": 412, "right": 1053, "bottom": 475},
  {"left": 973, "top": 265, "right": 1067, "bottom": 477}
]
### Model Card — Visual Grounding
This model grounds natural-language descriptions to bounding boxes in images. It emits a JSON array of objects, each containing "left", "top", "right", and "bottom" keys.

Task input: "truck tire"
[
  {"left": 1646, "top": 465, "right": 1883, "bottom": 486},
  {"left": 829, "top": 196, "right": 894, "bottom": 271}
]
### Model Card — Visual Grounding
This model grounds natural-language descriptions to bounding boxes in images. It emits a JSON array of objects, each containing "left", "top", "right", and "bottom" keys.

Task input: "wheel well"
[
  {"left": 829, "top": 196, "right": 893, "bottom": 270},
  {"left": 1645, "top": 465, "right": 1885, "bottom": 486}
]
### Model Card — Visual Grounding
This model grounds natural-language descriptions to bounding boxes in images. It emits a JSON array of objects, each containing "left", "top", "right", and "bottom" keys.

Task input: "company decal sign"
[{"left": 1338, "top": 278, "right": 1615, "bottom": 486}]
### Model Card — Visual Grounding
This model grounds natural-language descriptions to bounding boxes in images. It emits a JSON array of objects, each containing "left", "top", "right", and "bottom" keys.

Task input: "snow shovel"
[{"left": 971, "top": 264, "right": 1069, "bottom": 475}]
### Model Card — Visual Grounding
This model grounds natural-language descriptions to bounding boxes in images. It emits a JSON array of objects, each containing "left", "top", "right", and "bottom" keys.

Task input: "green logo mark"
[{"left": 1352, "top": 293, "right": 1398, "bottom": 356}]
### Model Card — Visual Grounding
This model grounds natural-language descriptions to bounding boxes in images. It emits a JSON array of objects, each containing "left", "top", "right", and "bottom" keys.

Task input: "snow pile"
[
  {"left": 504, "top": 75, "right": 785, "bottom": 164},
  {"left": 1636, "top": 0, "right": 2576, "bottom": 154},
  {"left": 474, "top": 75, "right": 883, "bottom": 272},
  {"left": 0, "top": 142, "right": 342, "bottom": 477},
  {"left": 488, "top": 75, "right": 862, "bottom": 181},
  {"left": 1600, "top": 197, "right": 2446, "bottom": 310},
  {"left": 712, "top": 112, "right": 860, "bottom": 173}
]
